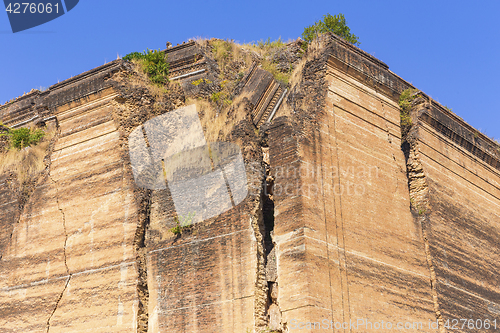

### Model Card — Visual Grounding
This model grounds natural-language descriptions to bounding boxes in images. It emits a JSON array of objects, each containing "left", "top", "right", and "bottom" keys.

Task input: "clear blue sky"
[{"left": 1, "top": 0, "right": 499, "bottom": 141}]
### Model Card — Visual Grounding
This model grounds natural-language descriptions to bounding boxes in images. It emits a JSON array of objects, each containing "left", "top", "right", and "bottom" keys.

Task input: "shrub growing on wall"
[
  {"left": 123, "top": 49, "right": 169, "bottom": 85},
  {"left": 302, "top": 13, "right": 360, "bottom": 46},
  {"left": 0, "top": 126, "right": 45, "bottom": 150},
  {"left": 0, "top": 124, "right": 52, "bottom": 184}
]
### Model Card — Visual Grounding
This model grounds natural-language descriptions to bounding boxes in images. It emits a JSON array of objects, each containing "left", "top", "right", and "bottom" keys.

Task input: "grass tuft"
[
  {"left": 188, "top": 93, "right": 249, "bottom": 143},
  {"left": 170, "top": 212, "right": 195, "bottom": 235},
  {"left": 261, "top": 59, "right": 292, "bottom": 85}
]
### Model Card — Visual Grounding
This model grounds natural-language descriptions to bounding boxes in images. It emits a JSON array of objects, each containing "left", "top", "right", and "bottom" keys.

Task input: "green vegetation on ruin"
[
  {"left": 0, "top": 122, "right": 54, "bottom": 184},
  {"left": 170, "top": 212, "right": 195, "bottom": 235},
  {"left": 399, "top": 88, "right": 418, "bottom": 130},
  {"left": 302, "top": 13, "right": 360, "bottom": 50},
  {"left": 208, "top": 37, "right": 294, "bottom": 91},
  {"left": 0, "top": 123, "right": 45, "bottom": 150},
  {"left": 123, "top": 49, "right": 169, "bottom": 85}
]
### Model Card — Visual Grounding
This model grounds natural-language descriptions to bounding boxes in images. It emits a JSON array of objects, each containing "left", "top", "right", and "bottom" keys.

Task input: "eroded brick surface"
[{"left": 0, "top": 34, "right": 499, "bottom": 333}]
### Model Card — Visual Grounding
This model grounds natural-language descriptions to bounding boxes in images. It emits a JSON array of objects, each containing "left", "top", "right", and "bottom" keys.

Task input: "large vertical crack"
[
  {"left": 250, "top": 139, "right": 278, "bottom": 333},
  {"left": 42, "top": 123, "right": 72, "bottom": 333},
  {"left": 252, "top": 184, "right": 268, "bottom": 332},
  {"left": 47, "top": 168, "right": 72, "bottom": 333},
  {"left": 261, "top": 141, "right": 282, "bottom": 332},
  {"left": 403, "top": 139, "right": 445, "bottom": 333},
  {"left": 401, "top": 95, "right": 445, "bottom": 333},
  {"left": 134, "top": 189, "right": 151, "bottom": 333},
  {"left": 263, "top": 169, "right": 281, "bottom": 331}
]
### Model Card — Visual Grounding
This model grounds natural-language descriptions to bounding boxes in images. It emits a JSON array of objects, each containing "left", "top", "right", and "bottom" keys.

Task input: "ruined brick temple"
[{"left": 1, "top": 34, "right": 499, "bottom": 332}]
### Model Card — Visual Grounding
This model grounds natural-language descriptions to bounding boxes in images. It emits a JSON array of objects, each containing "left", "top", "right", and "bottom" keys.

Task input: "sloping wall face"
[
  {"left": 46, "top": 87, "right": 141, "bottom": 332},
  {"left": 1, "top": 35, "right": 500, "bottom": 333},
  {"left": 269, "top": 35, "right": 438, "bottom": 332},
  {"left": 145, "top": 122, "right": 266, "bottom": 333},
  {"left": 409, "top": 101, "right": 500, "bottom": 327},
  {"left": 0, "top": 176, "right": 22, "bottom": 265},
  {"left": 0, "top": 62, "right": 144, "bottom": 332},
  {"left": 321, "top": 59, "right": 437, "bottom": 327},
  {"left": 0, "top": 172, "right": 69, "bottom": 332},
  {"left": 0, "top": 41, "right": 282, "bottom": 333}
]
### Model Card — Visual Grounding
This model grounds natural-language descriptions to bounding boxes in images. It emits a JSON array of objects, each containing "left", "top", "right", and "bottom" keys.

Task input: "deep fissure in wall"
[
  {"left": 109, "top": 62, "right": 186, "bottom": 332},
  {"left": 46, "top": 168, "right": 72, "bottom": 333},
  {"left": 134, "top": 189, "right": 152, "bottom": 333},
  {"left": 1, "top": 34, "right": 499, "bottom": 333},
  {"left": 262, "top": 141, "right": 281, "bottom": 331},
  {"left": 400, "top": 92, "right": 445, "bottom": 333}
]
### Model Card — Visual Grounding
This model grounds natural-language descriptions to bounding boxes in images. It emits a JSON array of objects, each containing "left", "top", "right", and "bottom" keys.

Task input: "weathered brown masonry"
[
  {"left": 0, "top": 34, "right": 499, "bottom": 333},
  {"left": 268, "top": 35, "right": 437, "bottom": 332},
  {"left": 405, "top": 95, "right": 500, "bottom": 329},
  {"left": 0, "top": 61, "right": 143, "bottom": 332}
]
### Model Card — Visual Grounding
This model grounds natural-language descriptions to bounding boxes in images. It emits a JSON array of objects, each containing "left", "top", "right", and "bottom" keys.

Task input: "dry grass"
[
  {"left": 0, "top": 129, "right": 55, "bottom": 183},
  {"left": 231, "top": 43, "right": 252, "bottom": 67},
  {"left": 188, "top": 95, "right": 249, "bottom": 143},
  {"left": 277, "top": 38, "right": 321, "bottom": 118},
  {"left": 243, "top": 38, "right": 296, "bottom": 86},
  {"left": 185, "top": 40, "right": 255, "bottom": 141},
  {"left": 211, "top": 40, "right": 232, "bottom": 65},
  {"left": 190, "top": 37, "right": 306, "bottom": 126},
  {"left": 210, "top": 39, "right": 253, "bottom": 82},
  {"left": 239, "top": 37, "right": 290, "bottom": 57},
  {"left": 261, "top": 59, "right": 291, "bottom": 85},
  {"left": 288, "top": 34, "right": 326, "bottom": 85},
  {"left": 195, "top": 37, "right": 253, "bottom": 68},
  {"left": 117, "top": 58, "right": 184, "bottom": 116},
  {"left": 196, "top": 37, "right": 293, "bottom": 85}
]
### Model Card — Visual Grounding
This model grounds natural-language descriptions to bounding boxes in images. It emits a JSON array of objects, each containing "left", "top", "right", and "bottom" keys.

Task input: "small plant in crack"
[
  {"left": 0, "top": 125, "right": 55, "bottom": 184},
  {"left": 399, "top": 88, "right": 419, "bottom": 137},
  {"left": 170, "top": 212, "right": 195, "bottom": 235},
  {"left": 257, "top": 328, "right": 282, "bottom": 333}
]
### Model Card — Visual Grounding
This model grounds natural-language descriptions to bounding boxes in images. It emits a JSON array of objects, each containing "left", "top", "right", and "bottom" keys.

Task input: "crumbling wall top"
[
  {"left": 0, "top": 60, "right": 123, "bottom": 128},
  {"left": 324, "top": 33, "right": 411, "bottom": 98}
]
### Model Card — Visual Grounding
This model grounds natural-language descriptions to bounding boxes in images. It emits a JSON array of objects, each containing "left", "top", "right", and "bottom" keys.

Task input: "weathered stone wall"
[
  {"left": 1, "top": 34, "right": 499, "bottom": 333},
  {"left": 145, "top": 122, "right": 266, "bottom": 332},
  {"left": 266, "top": 34, "right": 500, "bottom": 332},
  {"left": 0, "top": 42, "right": 276, "bottom": 333},
  {"left": 406, "top": 98, "right": 500, "bottom": 330},
  {"left": 268, "top": 34, "right": 438, "bottom": 332},
  {"left": 0, "top": 61, "right": 144, "bottom": 332}
]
